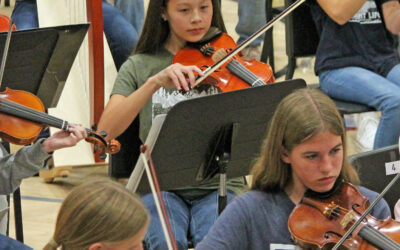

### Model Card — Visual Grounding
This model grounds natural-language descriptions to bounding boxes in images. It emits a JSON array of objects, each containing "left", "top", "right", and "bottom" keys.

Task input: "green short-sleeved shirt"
[{"left": 111, "top": 47, "right": 246, "bottom": 199}]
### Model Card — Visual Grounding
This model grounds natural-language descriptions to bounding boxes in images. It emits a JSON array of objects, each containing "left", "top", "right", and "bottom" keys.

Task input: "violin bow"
[
  {"left": 139, "top": 145, "right": 178, "bottom": 250},
  {"left": 193, "top": 0, "right": 306, "bottom": 87},
  {"left": 332, "top": 140, "right": 400, "bottom": 249},
  {"left": 0, "top": 17, "right": 13, "bottom": 88}
]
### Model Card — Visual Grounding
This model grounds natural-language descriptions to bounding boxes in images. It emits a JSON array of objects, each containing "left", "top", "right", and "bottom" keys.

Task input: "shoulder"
[
  {"left": 232, "top": 190, "right": 289, "bottom": 211},
  {"left": 358, "top": 186, "right": 392, "bottom": 219}
]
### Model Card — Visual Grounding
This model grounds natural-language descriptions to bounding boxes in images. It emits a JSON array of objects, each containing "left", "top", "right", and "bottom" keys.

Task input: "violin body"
[
  {"left": 173, "top": 33, "right": 275, "bottom": 92},
  {"left": 0, "top": 88, "right": 120, "bottom": 157},
  {"left": 288, "top": 182, "right": 400, "bottom": 249},
  {"left": 0, "top": 14, "right": 16, "bottom": 32},
  {"left": 0, "top": 88, "right": 44, "bottom": 145}
]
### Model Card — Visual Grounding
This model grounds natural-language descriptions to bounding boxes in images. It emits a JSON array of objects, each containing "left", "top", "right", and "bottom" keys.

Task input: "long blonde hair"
[
  {"left": 251, "top": 88, "right": 359, "bottom": 192},
  {"left": 43, "top": 179, "right": 149, "bottom": 250}
]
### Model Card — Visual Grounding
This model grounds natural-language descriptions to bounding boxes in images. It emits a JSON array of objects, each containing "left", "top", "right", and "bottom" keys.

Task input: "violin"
[
  {"left": 288, "top": 180, "right": 400, "bottom": 249},
  {"left": 0, "top": 88, "right": 120, "bottom": 159},
  {"left": 0, "top": 14, "right": 16, "bottom": 32},
  {"left": 173, "top": 32, "right": 275, "bottom": 93}
]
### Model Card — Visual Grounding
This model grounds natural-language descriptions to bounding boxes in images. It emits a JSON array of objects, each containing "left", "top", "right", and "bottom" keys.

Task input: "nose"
[
  {"left": 191, "top": 9, "right": 202, "bottom": 23},
  {"left": 319, "top": 155, "right": 334, "bottom": 174}
]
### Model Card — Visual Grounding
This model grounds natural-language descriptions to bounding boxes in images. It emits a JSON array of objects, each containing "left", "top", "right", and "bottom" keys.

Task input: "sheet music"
[{"left": 126, "top": 114, "right": 166, "bottom": 192}]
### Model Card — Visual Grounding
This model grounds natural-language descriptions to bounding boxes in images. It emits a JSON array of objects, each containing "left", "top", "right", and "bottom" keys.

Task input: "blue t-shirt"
[
  {"left": 195, "top": 186, "right": 391, "bottom": 250},
  {"left": 308, "top": 0, "right": 399, "bottom": 76}
]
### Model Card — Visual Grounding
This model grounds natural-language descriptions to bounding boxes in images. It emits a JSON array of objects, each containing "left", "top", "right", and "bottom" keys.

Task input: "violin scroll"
[{"left": 85, "top": 126, "right": 121, "bottom": 160}]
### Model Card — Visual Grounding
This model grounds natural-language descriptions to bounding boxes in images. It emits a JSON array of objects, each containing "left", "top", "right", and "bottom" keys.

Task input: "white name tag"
[
  {"left": 385, "top": 160, "right": 400, "bottom": 175},
  {"left": 270, "top": 244, "right": 300, "bottom": 250}
]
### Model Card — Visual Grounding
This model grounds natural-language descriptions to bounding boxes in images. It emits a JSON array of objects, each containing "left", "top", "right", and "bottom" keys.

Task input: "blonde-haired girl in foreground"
[{"left": 43, "top": 179, "right": 149, "bottom": 250}]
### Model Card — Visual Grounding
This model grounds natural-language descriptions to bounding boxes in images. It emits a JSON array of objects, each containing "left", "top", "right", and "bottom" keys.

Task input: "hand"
[
  {"left": 41, "top": 124, "right": 88, "bottom": 153},
  {"left": 150, "top": 63, "right": 204, "bottom": 92}
]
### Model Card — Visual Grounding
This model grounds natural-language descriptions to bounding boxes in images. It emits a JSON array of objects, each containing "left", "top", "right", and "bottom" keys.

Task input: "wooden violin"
[
  {"left": 288, "top": 180, "right": 400, "bottom": 249},
  {"left": 0, "top": 88, "right": 120, "bottom": 159},
  {"left": 173, "top": 32, "right": 275, "bottom": 92}
]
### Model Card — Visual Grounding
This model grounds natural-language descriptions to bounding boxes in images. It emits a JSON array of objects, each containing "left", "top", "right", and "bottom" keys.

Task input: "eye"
[
  {"left": 305, "top": 153, "right": 318, "bottom": 160},
  {"left": 330, "top": 146, "right": 342, "bottom": 155},
  {"left": 179, "top": 8, "right": 189, "bottom": 13},
  {"left": 201, "top": 5, "right": 210, "bottom": 10}
]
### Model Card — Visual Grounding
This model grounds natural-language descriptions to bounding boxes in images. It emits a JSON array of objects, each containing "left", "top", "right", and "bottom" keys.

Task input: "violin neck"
[{"left": 0, "top": 98, "right": 69, "bottom": 130}]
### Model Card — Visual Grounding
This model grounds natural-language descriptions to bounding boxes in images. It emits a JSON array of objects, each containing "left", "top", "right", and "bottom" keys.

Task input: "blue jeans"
[
  {"left": 319, "top": 65, "right": 400, "bottom": 149},
  {"left": 102, "top": 0, "right": 139, "bottom": 70},
  {"left": 142, "top": 190, "right": 236, "bottom": 250},
  {"left": 236, "top": 0, "right": 266, "bottom": 46},
  {"left": 0, "top": 234, "right": 32, "bottom": 250},
  {"left": 114, "top": 0, "right": 144, "bottom": 35},
  {"left": 11, "top": 0, "right": 38, "bottom": 30},
  {"left": 13, "top": 0, "right": 138, "bottom": 71}
]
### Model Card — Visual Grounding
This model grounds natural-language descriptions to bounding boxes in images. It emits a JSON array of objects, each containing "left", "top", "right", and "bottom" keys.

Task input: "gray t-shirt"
[
  {"left": 196, "top": 186, "right": 391, "bottom": 250},
  {"left": 111, "top": 48, "right": 219, "bottom": 142}
]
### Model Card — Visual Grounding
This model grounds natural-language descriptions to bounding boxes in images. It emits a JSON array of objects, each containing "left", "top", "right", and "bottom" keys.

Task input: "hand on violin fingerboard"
[
  {"left": 150, "top": 63, "right": 203, "bottom": 92},
  {"left": 41, "top": 124, "right": 87, "bottom": 153}
]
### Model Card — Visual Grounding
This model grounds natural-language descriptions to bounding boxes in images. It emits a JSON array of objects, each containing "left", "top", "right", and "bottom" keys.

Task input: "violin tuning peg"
[
  {"left": 99, "top": 130, "right": 107, "bottom": 138},
  {"left": 93, "top": 143, "right": 98, "bottom": 153},
  {"left": 91, "top": 123, "right": 98, "bottom": 131}
]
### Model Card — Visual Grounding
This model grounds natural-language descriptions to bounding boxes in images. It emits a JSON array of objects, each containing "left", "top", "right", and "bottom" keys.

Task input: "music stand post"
[{"left": 129, "top": 79, "right": 307, "bottom": 212}]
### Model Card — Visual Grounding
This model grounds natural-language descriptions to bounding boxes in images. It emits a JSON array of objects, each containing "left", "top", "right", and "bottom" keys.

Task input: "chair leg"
[
  {"left": 13, "top": 188, "right": 23, "bottom": 243},
  {"left": 261, "top": 0, "right": 275, "bottom": 73},
  {"left": 285, "top": 57, "right": 296, "bottom": 80}
]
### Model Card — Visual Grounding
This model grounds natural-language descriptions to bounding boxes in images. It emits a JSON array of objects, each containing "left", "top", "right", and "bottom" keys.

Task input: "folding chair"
[{"left": 349, "top": 144, "right": 400, "bottom": 216}]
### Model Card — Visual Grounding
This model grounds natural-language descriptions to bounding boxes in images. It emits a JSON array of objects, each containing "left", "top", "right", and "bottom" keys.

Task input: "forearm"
[
  {"left": 98, "top": 78, "right": 161, "bottom": 140},
  {"left": 383, "top": 1, "right": 400, "bottom": 34},
  {"left": 316, "top": 0, "right": 367, "bottom": 24},
  {"left": 0, "top": 140, "right": 50, "bottom": 195}
]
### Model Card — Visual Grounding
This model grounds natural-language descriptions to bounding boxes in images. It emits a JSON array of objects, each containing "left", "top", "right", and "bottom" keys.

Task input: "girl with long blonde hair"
[{"left": 196, "top": 88, "right": 391, "bottom": 250}]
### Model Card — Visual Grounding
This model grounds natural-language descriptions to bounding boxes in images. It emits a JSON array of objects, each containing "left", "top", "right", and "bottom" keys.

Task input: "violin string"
[
  {"left": 329, "top": 205, "right": 400, "bottom": 248},
  {"left": 228, "top": 60, "right": 270, "bottom": 86},
  {"left": 227, "top": 60, "right": 261, "bottom": 85},
  {"left": 3, "top": 101, "right": 61, "bottom": 127},
  {"left": 2, "top": 99, "right": 64, "bottom": 128},
  {"left": 230, "top": 61, "right": 259, "bottom": 82}
]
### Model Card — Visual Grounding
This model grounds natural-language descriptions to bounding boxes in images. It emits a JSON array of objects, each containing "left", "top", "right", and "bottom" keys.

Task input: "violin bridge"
[
  {"left": 211, "top": 49, "right": 228, "bottom": 63},
  {"left": 340, "top": 210, "right": 355, "bottom": 229}
]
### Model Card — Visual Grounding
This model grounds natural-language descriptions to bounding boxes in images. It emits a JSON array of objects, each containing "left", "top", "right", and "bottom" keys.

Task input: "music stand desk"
[
  {"left": 131, "top": 79, "right": 307, "bottom": 195},
  {"left": 0, "top": 24, "right": 89, "bottom": 108}
]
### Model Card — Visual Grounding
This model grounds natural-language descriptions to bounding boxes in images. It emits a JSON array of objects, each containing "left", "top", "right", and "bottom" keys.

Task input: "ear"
[
  {"left": 88, "top": 243, "right": 104, "bottom": 250},
  {"left": 280, "top": 147, "right": 291, "bottom": 164}
]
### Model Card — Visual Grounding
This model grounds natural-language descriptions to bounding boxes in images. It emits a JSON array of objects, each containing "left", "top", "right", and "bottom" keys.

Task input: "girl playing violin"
[
  {"left": 97, "top": 0, "right": 246, "bottom": 249},
  {"left": 196, "top": 88, "right": 391, "bottom": 250}
]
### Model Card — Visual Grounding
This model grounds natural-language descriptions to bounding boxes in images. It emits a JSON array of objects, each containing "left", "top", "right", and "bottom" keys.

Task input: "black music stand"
[
  {"left": 130, "top": 79, "right": 306, "bottom": 213},
  {"left": 0, "top": 23, "right": 89, "bottom": 108}
]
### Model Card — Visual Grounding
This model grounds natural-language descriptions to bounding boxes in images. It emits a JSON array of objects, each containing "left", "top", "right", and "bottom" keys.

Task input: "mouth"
[
  {"left": 187, "top": 28, "right": 204, "bottom": 35},
  {"left": 318, "top": 176, "right": 336, "bottom": 184}
]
